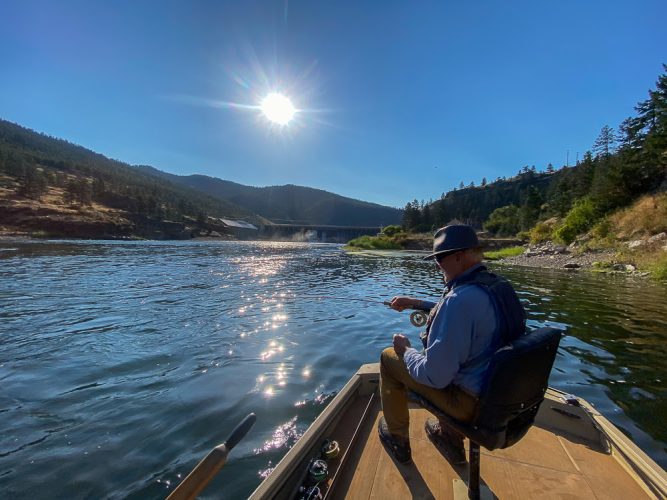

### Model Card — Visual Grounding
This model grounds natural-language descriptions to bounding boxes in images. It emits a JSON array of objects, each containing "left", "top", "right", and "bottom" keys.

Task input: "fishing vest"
[{"left": 423, "top": 266, "right": 526, "bottom": 359}]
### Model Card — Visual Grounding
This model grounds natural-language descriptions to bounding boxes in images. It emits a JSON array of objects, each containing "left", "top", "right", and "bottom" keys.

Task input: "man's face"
[{"left": 435, "top": 251, "right": 463, "bottom": 280}]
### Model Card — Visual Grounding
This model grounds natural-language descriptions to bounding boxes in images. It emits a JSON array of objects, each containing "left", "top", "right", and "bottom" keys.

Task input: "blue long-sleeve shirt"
[{"left": 403, "top": 264, "right": 497, "bottom": 394}]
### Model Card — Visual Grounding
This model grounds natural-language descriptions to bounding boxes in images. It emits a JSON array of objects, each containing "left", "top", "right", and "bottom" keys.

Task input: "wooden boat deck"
[
  {"left": 329, "top": 396, "right": 651, "bottom": 499},
  {"left": 250, "top": 365, "right": 665, "bottom": 499}
]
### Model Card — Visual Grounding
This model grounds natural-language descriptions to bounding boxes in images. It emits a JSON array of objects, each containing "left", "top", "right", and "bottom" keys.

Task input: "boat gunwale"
[{"left": 248, "top": 365, "right": 371, "bottom": 499}]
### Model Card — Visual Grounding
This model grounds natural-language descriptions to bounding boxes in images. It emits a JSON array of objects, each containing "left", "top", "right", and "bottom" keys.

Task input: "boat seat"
[{"left": 408, "top": 326, "right": 562, "bottom": 500}]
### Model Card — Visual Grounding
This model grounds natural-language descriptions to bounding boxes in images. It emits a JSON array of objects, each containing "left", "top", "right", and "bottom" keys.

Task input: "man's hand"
[
  {"left": 389, "top": 296, "right": 419, "bottom": 312},
  {"left": 393, "top": 334, "right": 411, "bottom": 356}
]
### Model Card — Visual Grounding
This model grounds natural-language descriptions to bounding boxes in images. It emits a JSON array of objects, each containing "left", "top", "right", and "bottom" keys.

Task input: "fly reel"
[{"left": 409, "top": 310, "right": 428, "bottom": 328}]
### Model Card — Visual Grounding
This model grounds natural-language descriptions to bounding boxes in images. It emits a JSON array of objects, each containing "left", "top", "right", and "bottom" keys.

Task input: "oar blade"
[{"left": 225, "top": 412, "right": 256, "bottom": 451}]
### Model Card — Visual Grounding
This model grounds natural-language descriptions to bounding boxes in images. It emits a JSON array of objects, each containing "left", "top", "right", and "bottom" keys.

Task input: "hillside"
[
  {"left": 135, "top": 168, "right": 402, "bottom": 226},
  {"left": 403, "top": 66, "right": 666, "bottom": 239},
  {"left": 0, "top": 119, "right": 401, "bottom": 239}
]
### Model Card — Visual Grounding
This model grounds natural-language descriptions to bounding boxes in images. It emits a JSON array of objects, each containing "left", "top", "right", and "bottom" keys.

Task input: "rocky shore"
[
  {"left": 501, "top": 242, "right": 616, "bottom": 270},
  {"left": 498, "top": 236, "right": 667, "bottom": 277}
]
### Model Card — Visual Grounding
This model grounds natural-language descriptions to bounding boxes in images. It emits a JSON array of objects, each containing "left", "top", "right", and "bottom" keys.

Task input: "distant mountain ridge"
[
  {"left": 0, "top": 118, "right": 401, "bottom": 232},
  {"left": 135, "top": 166, "right": 402, "bottom": 226}
]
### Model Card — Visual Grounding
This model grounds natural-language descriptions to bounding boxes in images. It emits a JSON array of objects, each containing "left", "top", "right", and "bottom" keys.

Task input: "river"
[{"left": 0, "top": 240, "right": 665, "bottom": 498}]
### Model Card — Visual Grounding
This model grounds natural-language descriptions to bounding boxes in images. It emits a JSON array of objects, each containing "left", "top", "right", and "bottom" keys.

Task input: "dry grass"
[{"left": 609, "top": 193, "right": 667, "bottom": 239}]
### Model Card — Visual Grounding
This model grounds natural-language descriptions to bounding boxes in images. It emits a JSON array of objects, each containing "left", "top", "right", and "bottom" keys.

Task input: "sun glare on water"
[{"left": 260, "top": 92, "right": 296, "bottom": 125}]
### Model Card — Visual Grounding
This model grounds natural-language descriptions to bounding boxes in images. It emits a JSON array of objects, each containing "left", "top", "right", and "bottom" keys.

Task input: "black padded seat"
[{"left": 409, "top": 326, "right": 562, "bottom": 499}]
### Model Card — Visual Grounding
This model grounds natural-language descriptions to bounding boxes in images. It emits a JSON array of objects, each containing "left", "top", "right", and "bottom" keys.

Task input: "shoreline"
[{"left": 0, "top": 235, "right": 659, "bottom": 278}]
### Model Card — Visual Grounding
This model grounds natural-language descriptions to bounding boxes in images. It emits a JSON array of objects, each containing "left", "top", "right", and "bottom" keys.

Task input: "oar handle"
[{"left": 167, "top": 413, "right": 256, "bottom": 500}]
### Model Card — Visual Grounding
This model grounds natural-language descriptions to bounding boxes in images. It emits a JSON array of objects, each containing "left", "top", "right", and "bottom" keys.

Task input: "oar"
[{"left": 167, "top": 413, "right": 257, "bottom": 500}]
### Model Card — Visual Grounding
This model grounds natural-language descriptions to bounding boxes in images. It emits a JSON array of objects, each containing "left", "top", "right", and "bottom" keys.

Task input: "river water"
[{"left": 0, "top": 240, "right": 665, "bottom": 498}]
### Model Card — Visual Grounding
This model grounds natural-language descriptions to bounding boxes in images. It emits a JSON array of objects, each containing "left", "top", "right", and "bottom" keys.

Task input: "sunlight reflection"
[{"left": 253, "top": 417, "right": 301, "bottom": 454}]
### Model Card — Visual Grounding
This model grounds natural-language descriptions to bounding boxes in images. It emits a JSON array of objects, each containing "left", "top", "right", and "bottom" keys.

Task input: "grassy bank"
[{"left": 484, "top": 246, "right": 524, "bottom": 260}]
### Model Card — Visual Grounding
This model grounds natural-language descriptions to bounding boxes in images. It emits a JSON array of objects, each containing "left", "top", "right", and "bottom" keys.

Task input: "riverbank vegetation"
[
  {"left": 345, "top": 225, "right": 416, "bottom": 250},
  {"left": 484, "top": 246, "right": 525, "bottom": 261}
]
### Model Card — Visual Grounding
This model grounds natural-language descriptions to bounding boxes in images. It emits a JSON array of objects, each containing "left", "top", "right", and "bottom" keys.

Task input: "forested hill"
[
  {"left": 0, "top": 119, "right": 254, "bottom": 222},
  {"left": 0, "top": 119, "right": 402, "bottom": 239},
  {"left": 404, "top": 65, "right": 667, "bottom": 239},
  {"left": 135, "top": 167, "right": 402, "bottom": 226}
]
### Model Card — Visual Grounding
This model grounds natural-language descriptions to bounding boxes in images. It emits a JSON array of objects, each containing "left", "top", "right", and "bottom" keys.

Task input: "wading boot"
[
  {"left": 378, "top": 416, "right": 412, "bottom": 464},
  {"left": 424, "top": 418, "right": 466, "bottom": 465}
]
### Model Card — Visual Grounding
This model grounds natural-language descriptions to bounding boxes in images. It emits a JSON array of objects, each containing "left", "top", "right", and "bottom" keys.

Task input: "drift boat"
[{"left": 248, "top": 363, "right": 666, "bottom": 499}]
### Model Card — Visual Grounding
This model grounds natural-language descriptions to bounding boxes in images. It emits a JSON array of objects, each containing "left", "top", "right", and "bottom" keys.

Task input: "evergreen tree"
[
  {"left": 422, "top": 204, "right": 432, "bottom": 230},
  {"left": 64, "top": 178, "right": 78, "bottom": 204},
  {"left": 402, "top": 200, "right": 421, "bottom": 229},
  {"left": 518, "top": 186, "right": 543, "bottom": 230},
  {"left": 592, "top": 125, "right": 616, "bottom": 158},
  {"left": 92, "top": 177, "right": 106, "bottom": 200},
  {"left": 77, "top": 178, "right": 92, "bottom": 206},
  {"left": 18, "top": 163, "right": 48, "bottom": 199}
]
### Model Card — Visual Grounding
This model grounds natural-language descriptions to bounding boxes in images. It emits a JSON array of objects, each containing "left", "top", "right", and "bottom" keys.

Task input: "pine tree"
[
  {"left": 77, "top": 178, "right": 92, "bottom": 206},
  {"left": 592, "top": 125, "right": 616, "bottom": 158},
  {"left": 402, "top": 200, "right": 421, "bottom": 229},
  {"left": 18, "top": 164, "right": 48, "bottom": 199},
  {"left": 65, "top": 178, "right": 78, "bottom": 204}
]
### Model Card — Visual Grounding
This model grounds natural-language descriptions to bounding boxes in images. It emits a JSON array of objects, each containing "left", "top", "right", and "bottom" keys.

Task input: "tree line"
[{"left": 401, "top": 65, "right": 667, "bottom": 241}]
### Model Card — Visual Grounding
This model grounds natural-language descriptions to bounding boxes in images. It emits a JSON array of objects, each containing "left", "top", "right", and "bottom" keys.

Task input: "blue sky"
[{"left": 1, "top": 1, "right": 665, "bottom": 208}]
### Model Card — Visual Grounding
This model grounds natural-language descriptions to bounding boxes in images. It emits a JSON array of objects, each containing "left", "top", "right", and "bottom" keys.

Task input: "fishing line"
[
  {"left": 299, "top": 295, "right": 391, "bottom": 306},
  {"left": 298, "top": 295, "right": 429, "bottom": 327}
]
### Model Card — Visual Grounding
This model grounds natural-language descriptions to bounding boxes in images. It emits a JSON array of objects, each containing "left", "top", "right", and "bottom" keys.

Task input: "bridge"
[{"left": 259, "top": 224, "right": 381, "bottom": 243}]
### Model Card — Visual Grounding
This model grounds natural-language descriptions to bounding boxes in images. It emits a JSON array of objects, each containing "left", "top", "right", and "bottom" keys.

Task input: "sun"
[{"left": 260, "top": 92, "right": 296, "bottom": 125}]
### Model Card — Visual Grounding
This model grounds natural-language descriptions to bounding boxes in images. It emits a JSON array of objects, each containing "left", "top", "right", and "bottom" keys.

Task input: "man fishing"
[{"left": 378, "top": 224, "right": 526, "bottom": 465}]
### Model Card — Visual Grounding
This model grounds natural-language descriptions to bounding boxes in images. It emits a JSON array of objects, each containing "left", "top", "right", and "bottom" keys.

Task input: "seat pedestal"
[
  {"left": 452, "top": 479, "right": 492, "bottom": 500},
  {"left": 452, "top": 442, "right": 493, "bottom": 500}
]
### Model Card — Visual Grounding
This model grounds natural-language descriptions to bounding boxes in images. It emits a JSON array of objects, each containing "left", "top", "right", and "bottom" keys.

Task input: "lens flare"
[{"left": 260, "top": 93, "right": 296, "bottom": 125}]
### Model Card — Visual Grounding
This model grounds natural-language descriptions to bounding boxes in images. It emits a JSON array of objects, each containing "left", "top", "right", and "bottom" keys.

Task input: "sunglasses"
[{"left": 435, "top": 250, "right": 463, "bottom": 265}]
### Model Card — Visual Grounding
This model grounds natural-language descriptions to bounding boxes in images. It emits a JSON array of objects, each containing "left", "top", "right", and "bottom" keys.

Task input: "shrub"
[
  {"left": 553, "top": 198, "right": 600, "bottom": 244},
  {"left": 516, "top": 231, "right": 531, "bottom": 242},
  {"left": 483, "top": 205, "right": 520, "bottom": 236},
  {"left": 528, "top": 218, "right": 558, "bottom": 244},
  {"left": 345, "top": 235, "right": 402, "bottom": 250},
  {"left": 381, "top": 225, "right": 403, "bottom": 237}
]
